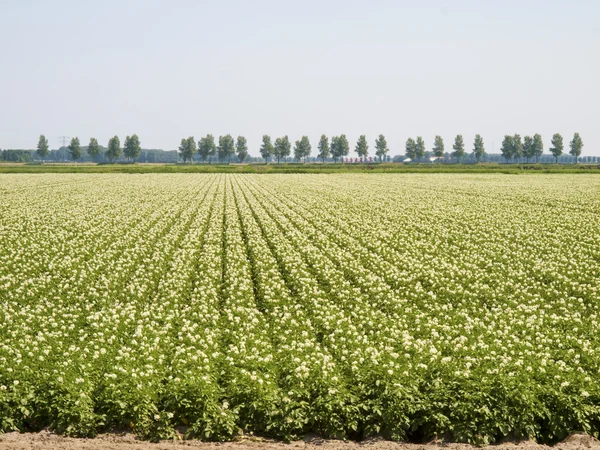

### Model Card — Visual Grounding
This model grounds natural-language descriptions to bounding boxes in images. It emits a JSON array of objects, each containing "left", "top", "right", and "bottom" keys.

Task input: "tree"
[
  {"left": 374, "top": 134, "right": 388, "bottom": 162},
  {"left": 123, "top": 134, "right": 141, "bottom": 162},
  {"left": 68, "top": 137, "right": 82, "bottom": 161},
  {"left": 294, "top": 135, "right": 311, "bottom": 162},
  {"left": 36, "top": 135, "right": 49, "bottom": 161},
  {"left": 415, "top": 136, "right": 425, "bottom": 162},
  {"left": 500, "top": 135, "right": 514, "bottom": 163},
  {"left": 273, "top": 136, "right": 291, "bottom": 164},
  {"left": 550, "top": 133, "right": 563, "bottom": 163},
  {"left": 218, "top": 134, "right": 235, "bottom": 163},
  {"left": 198, "top": 134, "right": 216, "bottom": 163},
  {"left": 512, "top": 134, "right": 523, "bottom": 163},
  {"left": 236, "top": 136, "right": 248, "bottom": 163},
  {"left": 532, "top": 134, "right": 544, "bottom": 163},
  {"left": 330, "top": 134, "right": 349, "bottom": 163},
  {"left": 569, "top": 132, "right": 583, "bottom": 163},
  {"left": 317, "top": 134, "right": 330, "bottom": 163},
  {"left": 473, "top": 134, "right": 485, "bottom": 163},
  {"left": 106, "top": 136, "right": 121, "bottom": 163},
  {"left": 452, "top": 134, "right": 465, "bottom": 163},
  {"left": 355, "top": 135, "right": 368, "bottom": 161},
  {"left": 405, "top": 138, "right": 417, "bottom": 161},
  {"left": 522, "top": 135, "right": 534, "bottom": 163},
  {"left": 87, "top": 137, "right": 101, "bottom": 161},
  {"left": 259, "top": 135, "right": 274, "bottom": 163},
  {"left": 178, "top": 136, "right": 196, "bottom": 163},
  {"left": 433, "top": 135, "right": 444, "bottom": 163}
]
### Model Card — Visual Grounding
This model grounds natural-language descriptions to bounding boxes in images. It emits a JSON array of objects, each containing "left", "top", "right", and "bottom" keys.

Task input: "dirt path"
[{"left": 1, "top": 433, "right": 599, "bottom": 450}]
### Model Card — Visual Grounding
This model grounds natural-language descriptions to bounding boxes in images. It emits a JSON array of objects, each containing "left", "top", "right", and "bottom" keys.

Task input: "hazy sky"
[{"left": 1, "top": 0, "right": 598, "bottom": 156}]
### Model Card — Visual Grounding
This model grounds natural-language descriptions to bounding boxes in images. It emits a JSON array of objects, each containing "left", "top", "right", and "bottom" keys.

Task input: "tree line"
[{"left": 30, "top": 132, "right": 585, "bottom": 164}]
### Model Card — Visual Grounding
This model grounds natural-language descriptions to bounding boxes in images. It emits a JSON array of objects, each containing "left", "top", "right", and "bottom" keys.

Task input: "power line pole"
[{"left": 58, "top": 136, "right": 70, "bottom": 148}]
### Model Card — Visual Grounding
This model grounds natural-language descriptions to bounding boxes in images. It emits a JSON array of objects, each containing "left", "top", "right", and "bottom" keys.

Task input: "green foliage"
[
  {"left": 87, "top": 138, "right": 101, "bottom": 160},
  {"left": 569, "top": 132, "right": 583, "bottom": 163},
  {"left": 260, "top": 135, "right": 274, "bottom": 163},
  {"left": 293, "top": 136, "right": 311, "bottom": 162},
  {"left": 178, "top": 136, "right": 196, "bottom": 163},
  {"left": 550, "top": 133, "right": 564, "bottom": 163},
  {"left": 317, "top": 135, "right": 330, "bottom": 162},
  {"left": 123, "top": 134, "right": 142, "bottom": 162},
  {"left": 512, "top": 134, "right": 523, "bottom": 160},
  {"left": 331, "top": 135, "right": 349, "bottom": 163},
  {"left": 36, "top": 134, "right": 49, "bottom": 160},
  {"left": 198, "top": 134, "right": 217, "bottom": 162},
  {"left": 106, "top": 136, "right": 121, "bottom": 163},
  {"left": 218, "top": 134, "right": 235, "bottom": 162},
  {"left": 452, "top": 135, "right": 465, "bottom": 162},
  {"left": 473, "top": 134, "right": 485, "bottom": 162},
  {"left": 236, "top": 136, "right": 249, "bottom": 163},
  {"left": 533, "top": 134, "right": 544, "bottom": 162},
  {"left": 68, "top": 137, "right": 82, "bottom": 161},
  {"left": 405, "top": 138, "right": 417, "bottom": 160},
  {"left": 374, "top": 135, "right": 388, "bottom": 162},
  {"left": 522, "top": 136, "right": 535, "bottom": 163},
  {"left": 273, "top": 136, "right": 291, "bottom": 163},
  {"left": 415, "top": 137, "right": 425, "bottom": 161},
  {"left": 433, "top": 136, "right": 444, "bottom": 162},
  {"left": 355, "top": 135, "right": 369, "bottom": 159},
  {"left": 500, "top": 135, "right": 514, "bottom": 162}
]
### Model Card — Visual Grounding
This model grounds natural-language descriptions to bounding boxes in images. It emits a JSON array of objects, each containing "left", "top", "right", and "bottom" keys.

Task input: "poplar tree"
[
  {"left": 374, "top": 134, "right": 388, "bottom": 162},
  {"left": 198, "top": 134, "right": 216, "bottom": 163},
  {"left": 260, "top": 135, "right": 273, "bottom": 163},
  {"left": 532, "top": 134, "right": 544, "bottom": 163},
  {"left": 452, "top": 134, "right": 465, "bottom": 163},
  {"left": 236, "top": 136, "right": 248, "bottom": 163},
  {"left": 433, "top": 135, "right": 444, "bottom": 163},
  {"left": 87, "top": 137, "right": 101, "bottom": 161},
  {"left": 36, "top": 135, "right": 49, "bottom": 161},
  {"left": 550, "top": 133, "right": 563, "bottom": 163},
  {"left": 317, "top": 135, "right": 330, "bottom": 163},
  {"left": 569, "top": 132, "right": 583, "bottom": 163},
  {"left": 123, "top": 134, "right": 141, "bottom": 162},
  {"left": 106, "top": 136, "right": 121, "bottom": 163},
  {"left": 355, "top": 135, "right": 368, "bottom": 160},
  {"left": 473, "top": 134, "right": 485, "bottom": 163},
  {"left": 68, "top": 137, "right": 82, "bottom": 161}
]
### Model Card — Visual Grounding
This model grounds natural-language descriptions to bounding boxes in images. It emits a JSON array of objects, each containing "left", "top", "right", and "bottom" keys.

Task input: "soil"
[{"left": 1, "top": 432, "right": 599, "bottom": 450}]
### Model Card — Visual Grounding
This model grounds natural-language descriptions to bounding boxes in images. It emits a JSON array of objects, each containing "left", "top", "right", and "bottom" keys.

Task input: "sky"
[{"left": 1, "top": 0, "right": 599, "bottom": 156}]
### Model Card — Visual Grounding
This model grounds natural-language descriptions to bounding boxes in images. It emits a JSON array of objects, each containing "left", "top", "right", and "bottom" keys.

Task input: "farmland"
[{"left": 0, "top": 173, "right": 599, "bottom": 444}]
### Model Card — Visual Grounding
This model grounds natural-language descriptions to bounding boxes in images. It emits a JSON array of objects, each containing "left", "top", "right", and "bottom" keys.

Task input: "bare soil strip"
[{"left": 1, "top": 433, "right": 599, "bottom": 450}]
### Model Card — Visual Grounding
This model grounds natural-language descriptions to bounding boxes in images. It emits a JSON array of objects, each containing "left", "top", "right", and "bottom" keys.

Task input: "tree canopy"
[
  {"left": 87, "top": 137, "right": 101, "bottom": 161},
  {"left": 473, "top": 134, "right": 485, "bottom": 162},
  {"left": 178, "top": 136, "right": 196, "bottom": 163},
  {"left": 68, "top": 137, "right": 82, "bottom": 161},
  {"left": 260, "top": 135, "right": 274, "bottom": 163},
  {"left": 569, "top": 132, "right": 583, "bottom": 163},
  {"left": 124, "top": 134, "right": 141, "bottom": 161},
  {"left": 273, "top": 136, "right": 291, "bottom": 163},
  {"left": 236, "top": 136, "right": 249, "bottom": 163},
  {"left": 374, "top": 135, "right": 388, "bottom": 162},
  {"left": 106, "top": 136, "right": 121, "bottom": 163},
  {"left": 36, "top": 135, "right": 49, "bottom": 161},
  {"left": 198, "top": 134, "right": 216, "bottom": 162},
  {"left": 452, "top": 135, "right": 465, "bottom": 162},
  {"left": 355, "top": 135, "right": 368, "bottom": 159},
  {"left": 294, "top": 136, "right": 311, "bottom": 162},
  {"left": 550, "top": 133, "right": 564, "bottom": 163},
  {"left": 317, "top": 135, "right": 330, "bottom": 162}
]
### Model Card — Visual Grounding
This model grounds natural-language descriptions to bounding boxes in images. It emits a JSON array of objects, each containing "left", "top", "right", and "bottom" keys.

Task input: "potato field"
[{"left": 0, "top": 173, "right": 599, "bottom": 444}]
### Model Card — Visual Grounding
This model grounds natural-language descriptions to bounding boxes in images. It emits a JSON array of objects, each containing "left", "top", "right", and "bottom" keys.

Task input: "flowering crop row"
[{"left": 1, "top": 173, "right": 599, "bottom": 443}]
